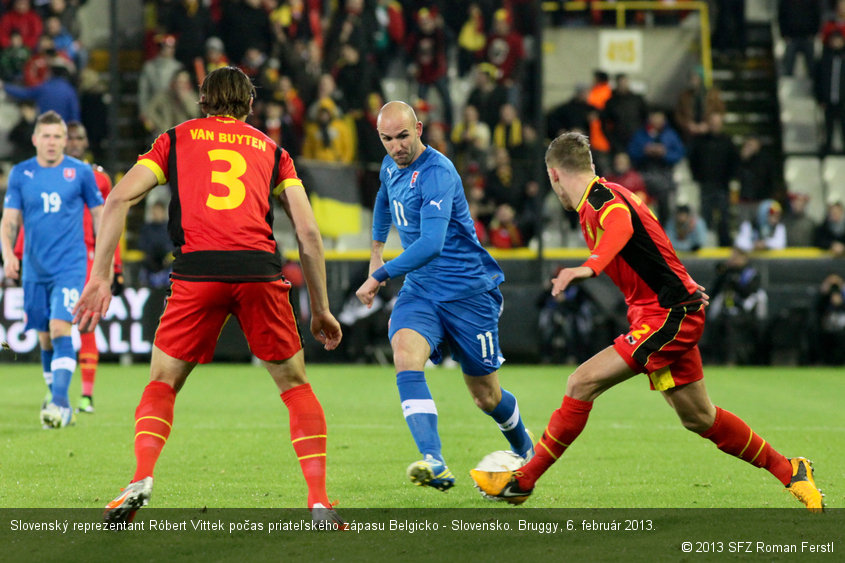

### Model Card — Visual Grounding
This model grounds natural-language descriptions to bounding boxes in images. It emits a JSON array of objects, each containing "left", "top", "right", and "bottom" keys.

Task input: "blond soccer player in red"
[
  {"left": 74, "top": 67, "right": 345, "bottom": 526},
  {"left": 471, "top": 132, "right": 824, "bottom": 512}
]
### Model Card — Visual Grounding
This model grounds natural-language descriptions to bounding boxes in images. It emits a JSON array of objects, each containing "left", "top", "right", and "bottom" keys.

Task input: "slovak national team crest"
[
  {"left": 63, "top": 168, "right": 76, "bottom": 181},
  {"left": 410, "top": 170, "right": 419, "bottom": 188}
]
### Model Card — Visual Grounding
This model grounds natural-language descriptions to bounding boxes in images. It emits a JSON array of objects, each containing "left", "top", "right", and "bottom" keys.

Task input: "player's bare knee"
[
  {"left": 677, "top": 411, "right": 713, "bottom": 433},
  {"left": 565, "top": 369, "right": 600, "bottom": 401}
]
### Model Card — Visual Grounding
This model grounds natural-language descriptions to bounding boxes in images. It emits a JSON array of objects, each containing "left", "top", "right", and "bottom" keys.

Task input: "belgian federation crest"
[{"left": 63, "top": 168, "right": 76, "bottom": 181}]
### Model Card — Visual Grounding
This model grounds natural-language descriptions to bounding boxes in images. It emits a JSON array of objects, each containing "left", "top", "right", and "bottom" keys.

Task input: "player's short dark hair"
[
  {"left": 545, "top": 131, "right": 593, "bottom": 172},
  {"left": 34, "top": 110, "right": 66, "bottom": 133},
  {"left": 199, "top": 66, "right": 255, "bottom": 118}
]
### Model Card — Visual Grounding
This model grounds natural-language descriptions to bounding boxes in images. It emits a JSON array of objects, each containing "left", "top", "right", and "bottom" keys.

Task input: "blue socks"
[
  {"left": 40, "top": 348, "right": 54, "bottom": 393},
  {"left": 396, "top": 370, "right": 442, "bottom": 461},
  {"left": 487, "top": 388, "right": 533, "bottom": 458},
  {"left": 49, "top": 336, "right": 76, "bottom": 409}
]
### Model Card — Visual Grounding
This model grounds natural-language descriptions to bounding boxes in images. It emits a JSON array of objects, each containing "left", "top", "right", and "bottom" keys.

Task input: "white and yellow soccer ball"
[{"left": 472, "top": 450, "right": 525, "bottom": 501}]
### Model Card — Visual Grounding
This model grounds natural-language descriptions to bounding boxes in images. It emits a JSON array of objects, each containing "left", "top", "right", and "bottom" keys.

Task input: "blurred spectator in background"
[
  {"left": 467, "top": 63, "right": 508, "bottom": 131},
  {"left": 674, "top": 69, "right": 724, "bottom": 144},
  {"left": 1, "top": 63, "right": 78, "bottom": 122},
  {"left": 737, "top": 135, "right": 781, "bottom": 219},
  {"left": 605, "top": 151, "right": 648, "bottom": 204},
  {"left": 546, "top": 83, "right": 591, "bottom": 138},
  {"left": 603, "top": 73, "right": 648, "bottom": 155},
  {"left": 220, "top": 0, "right": 273, "bottom": 68},
  {"left": 484, "top": 7, "right": 524, "bottom": 100},
  {"left": 469, "top": 200, "right": 488, "bottom": 246},
  {"left": 23, "top": 35, "right": 72, "bottom": 87},
  {"left": 778, "top": 0, "right": 822, "bottom": 77},
  {"left": 138, "top": 34, "right": 183, "bottom": 119},
  {"left": 138, "top": 200, "right": 174, "bottom": 289},
  {"left": 485, "top": 146, "right": 526, "bottom": 211},
  {"left": 162, "top": 0, "right": 215, "bottom": 71},
  {"left": 43, "top": 14, "right": 82, "bottom": 70},
  {"left": 333, "top": 43, "right": 381, "bottom": 116},
  {"left": 665, "top": 204, "right": 709, "bottom": 252},
  {"left": 735, "top": 199, "right": 788, "bottom": 252},
  {"left": 492, "top": 102, "right": 523, "bottom": 153},
  {"left": 406, "top": 7, "right": 453, "bottom": 126},
  {"left": 143, "top": 69, "right": 201, "bottom": 139},
  {"left": 452, "top": 103, "right": 491, "bottom": 171},
  {"left": 815, "top": 29, "right": 845, "bottom": 155},
  {"left": 813, "top": 273, "right": 845, "bottom": 364},
  {"left": 373, "top": 0, "right": 405, "bottom": 73},
  {"left": 627, "top": 108, "right": 685, "bottom": 223},
  {"left": 488, "top": 203, "right": 523, "bottom": 248},
  {"left": 586, "top": 70, "right": 612, "bottom": 175},
  {"left": 0, "top": 0, "right": 43, "bottom": 50},
  {"left": 457, "top": 3, "right": 486, "bottom": 77},
  {"left": 814, "top": 197, "right": 845, "bottom": 255},
  {"left": 302, "top": 97, "right": 354, "bottom": 163},
  {"left": 820, "top": 0, "right": 845, "bottom": 43},
  {"left": 41, "top": 0, "right": 83, "bottom": 41},
  {"left": 270, "top": 74, "right": 306, "bottom": 138},
  {"left": 307, "top": 73, "right": 346, "bottom": 120},
  {"left": 258, "top": 99, "right": 299, "bottom": 157},
  {"left": 0, "top": 30, "right": 31, "bottom": 82},
  {"left": 355, "top": 91, "right": 386, "bottom": 207},
  {"left": 324, "top": 0, "right": 375, "bottom": 69},
  {"left": 7, "top": 99, "right": 38, "bottom": 161},
  {"left": 783, "top": 192, "right": 817, "bottom": 246},
  {"left": 238, "top": 46, "right": 267, "bottom": 80},
  {"left": 689, "top": 112, "right": 739, "bottom": 246},
  {"left": 536, "top": 275, "right": 601, "bottom": 365},
  {"left": 707, "top": 248, "right": 769, "bottom": 365},
  {"left": 202, "top": 36, "right": 230, "bottom": 76}
]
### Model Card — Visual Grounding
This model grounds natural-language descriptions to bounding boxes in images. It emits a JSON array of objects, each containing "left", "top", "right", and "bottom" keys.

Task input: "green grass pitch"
[{"left": 2, "top": 362, "right": 842, "bottom": 511}]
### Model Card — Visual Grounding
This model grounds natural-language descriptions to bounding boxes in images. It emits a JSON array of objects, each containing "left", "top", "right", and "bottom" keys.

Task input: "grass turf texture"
[{"left": 2, "top": 363, "right": 842, "bottom": 511}]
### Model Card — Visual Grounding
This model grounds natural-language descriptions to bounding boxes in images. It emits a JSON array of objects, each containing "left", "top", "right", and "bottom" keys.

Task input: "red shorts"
[
  {"left": 613, "top": 303, "right": 705, "bottom": 391},
  {"left": 155, "top": 279, "right": 302, "bottom": 364}
]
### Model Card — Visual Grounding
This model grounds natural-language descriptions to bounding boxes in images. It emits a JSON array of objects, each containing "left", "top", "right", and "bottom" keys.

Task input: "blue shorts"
[
  {"left": 23, "top": 276, "right": 86, "bottom": 331},
  {"left": 388, "top": 288, "right": 505, "bottom": 376}
]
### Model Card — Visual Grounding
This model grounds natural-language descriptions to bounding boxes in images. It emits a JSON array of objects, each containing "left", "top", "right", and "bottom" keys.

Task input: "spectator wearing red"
[
  {"left": 484, "top": 8, "right": 524, "bottom": 87},
  {"left": 821, "top": 0, "right": 845, "bottom": 43},
  {"left": 488, "top": 204, "right": 524, "bottom": 248},
  {"left": 0, "top": 0, "right": 44, "bottom": 50},
  {"left": 406, "top": 7, "right": 453, "bottom": 126}
]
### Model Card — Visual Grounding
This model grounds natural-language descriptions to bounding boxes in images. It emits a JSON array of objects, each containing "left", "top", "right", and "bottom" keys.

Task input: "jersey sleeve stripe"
[
  {"left": 137, "top": 159, "right": 167, "bottom": 185},
  {"left": 599, "top": 203, "right": 630, "bottom": 227},
  {"left": 272, "top": 178, "right": 304, "bottom": 196}
]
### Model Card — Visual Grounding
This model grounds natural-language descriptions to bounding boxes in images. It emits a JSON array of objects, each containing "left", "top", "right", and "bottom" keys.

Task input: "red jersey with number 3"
[
  {"left": 576, "top": 177, "right": 700, "bottom": 310},
  {"left": 137, "top": 116, "right": 303, "bottom": 282}
]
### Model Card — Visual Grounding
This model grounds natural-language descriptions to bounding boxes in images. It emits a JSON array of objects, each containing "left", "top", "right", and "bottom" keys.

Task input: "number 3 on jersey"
[{"left": 206, "top": 149, "right": 246, "bottom": 210}]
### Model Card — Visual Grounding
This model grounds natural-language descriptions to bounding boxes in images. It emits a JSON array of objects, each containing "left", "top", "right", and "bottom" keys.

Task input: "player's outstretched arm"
[
  {"left": 74, "top": 164, "right": 158, "bottom": 332},
  {"left": 0, "top": 208, "right": 22, "bottom": 281},
  {"left": 278, "top": 184, "right": 342, "bottom": 350}
]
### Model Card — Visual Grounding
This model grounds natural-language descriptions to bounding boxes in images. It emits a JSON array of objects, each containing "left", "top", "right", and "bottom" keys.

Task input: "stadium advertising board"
[{"left": 0, "top": 287, "right": 152, "bottom": 356}]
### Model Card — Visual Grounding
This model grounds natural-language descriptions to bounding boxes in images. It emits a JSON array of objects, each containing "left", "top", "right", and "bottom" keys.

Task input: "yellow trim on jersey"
[
  {"left": 135, "top": 430, "right": 168, "bottom": 442},
  {"left": 136, "top": 415, "right": 173, "bottom": 429},
  {"left": 574, "top": 176, "right": 600, "bottom": 212},
  {"left": 599, "top": 203, "right": 630, "bottom": 228},
  {"left": 291, "top": 434, "right": 327, "bottom": 444},
  {"left": 137, "top": 159, "right": 167, "bottom": 185},
  {"left": 273, "top": 178, "right": 304, "bottom": 196},
  {"left": 648, "top": 366, "right": 676, "bottom": 391}
]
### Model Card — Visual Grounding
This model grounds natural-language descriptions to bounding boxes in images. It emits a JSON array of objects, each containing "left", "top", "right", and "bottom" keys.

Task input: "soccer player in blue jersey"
[
  {"left": 356, "top": 101, "right": 534, "bottom": 491},
  {"left": 1, "top": 110, "right": 104, "bottom": 429}
]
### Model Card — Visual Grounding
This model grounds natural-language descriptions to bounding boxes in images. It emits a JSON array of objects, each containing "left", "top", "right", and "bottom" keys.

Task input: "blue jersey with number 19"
[
  {"left": 4, "top": 155, "right": 102, "bottom": 282},
  {"left": 373, "top": 146, "right": 504, "bottom": 301}
]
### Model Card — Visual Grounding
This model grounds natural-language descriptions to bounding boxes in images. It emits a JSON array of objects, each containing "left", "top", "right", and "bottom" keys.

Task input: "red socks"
[
  {"left": 79, "top": 331, "right": 98, "bottom": 397},
  {"left": 281, "top": 383, "right": 329, "bottom": 508},
  {"left": 132, "top": 381, "right": 176, "bottom": 482},
  {"left": 518, "top": 395, "right": 593, "bottom": 489},
  {"left": 700, "top": 406, "right": 792, "bottom": 485}
]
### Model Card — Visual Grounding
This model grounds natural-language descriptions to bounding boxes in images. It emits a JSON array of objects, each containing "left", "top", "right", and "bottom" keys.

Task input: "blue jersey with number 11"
[
  {"left": 4, "top": 155, "right": 103, "bottom": 282},
  {"left": 373, "top": 146, "right": 504, "bottom": 301}
]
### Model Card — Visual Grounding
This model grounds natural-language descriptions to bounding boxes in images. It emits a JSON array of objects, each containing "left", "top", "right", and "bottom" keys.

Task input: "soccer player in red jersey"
[
  {"left": 73, "top": 67, "right": 346, "bottom": 526},
  {"left": 471, "top": 132, "right": 824, "bottom": 512},
  {"left": 66, "top": 121, "right": 123, "bottom": 414}
]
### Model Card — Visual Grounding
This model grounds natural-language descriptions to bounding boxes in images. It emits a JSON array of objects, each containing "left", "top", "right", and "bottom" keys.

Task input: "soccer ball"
[{"left": 472, "top": 450, "right": 525, "bottom": 501}]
